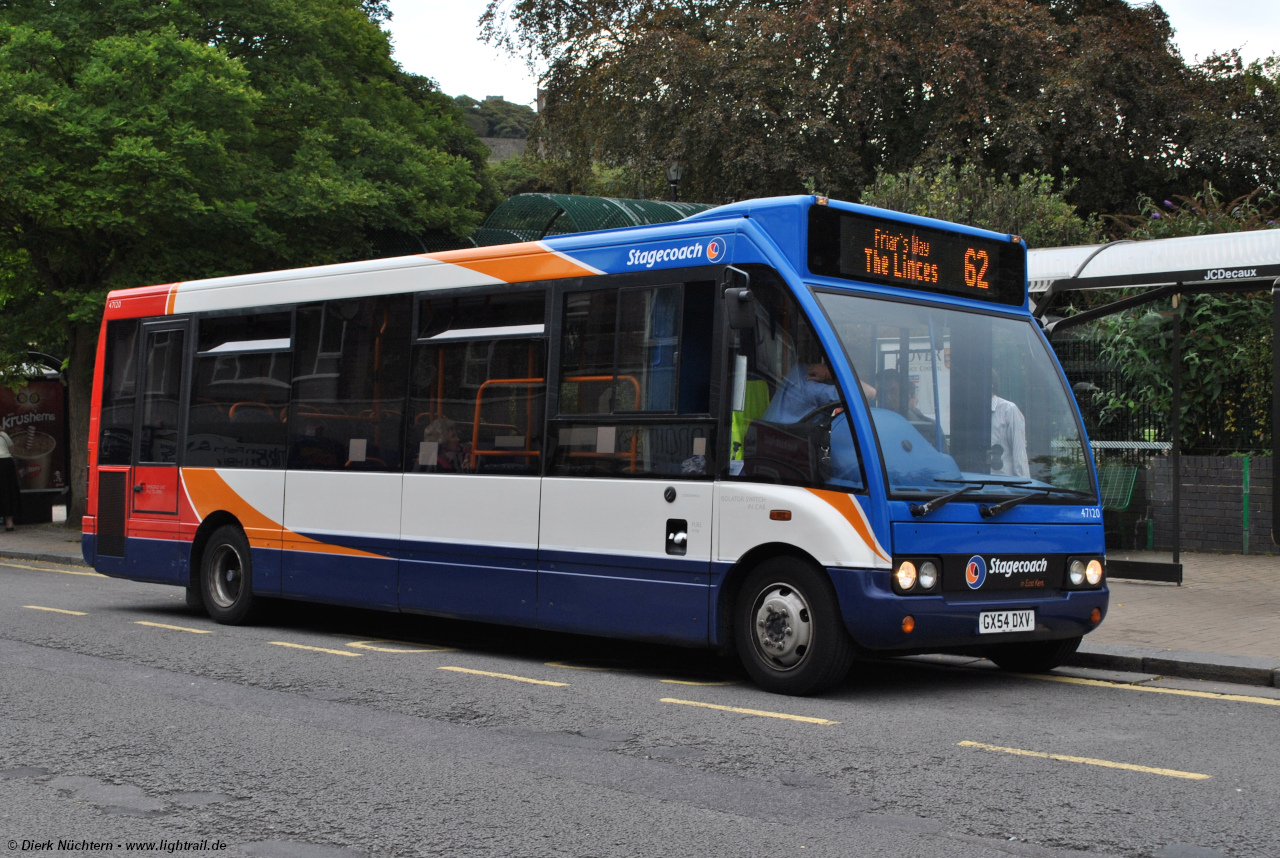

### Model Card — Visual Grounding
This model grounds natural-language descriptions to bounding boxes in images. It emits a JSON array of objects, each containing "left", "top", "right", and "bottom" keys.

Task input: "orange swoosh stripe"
[
  {"left": 429, "top": 242, "right": 600, "bottom": 282},
  {"left": 806, "top": 489, "right": 891, "bottom": 563},
  {"left": 181, "top": 468, "right": 385, "bottom": 559},
  {"left": 165, "top": 284, "right": 179, "bottom": 315}
]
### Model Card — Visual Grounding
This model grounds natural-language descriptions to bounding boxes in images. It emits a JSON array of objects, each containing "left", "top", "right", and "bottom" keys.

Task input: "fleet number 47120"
[{"left": 1081, "top": 508, "right": 1101, "bottom": 519}]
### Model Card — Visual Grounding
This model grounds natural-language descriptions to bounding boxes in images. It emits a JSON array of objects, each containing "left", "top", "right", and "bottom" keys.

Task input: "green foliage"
[
  {"left": 484, "top": 0, "right": 1280, "bottom": 213},
  {"left": 861, "top": 161, "right": 1101, "bottom": 249},
  {"left": 0, "top": 0, "right": 490, "bottom": 341},
  {"left": 0, "top": 0, "right": 492, "bottom": 516},
  {"left": 489, "top": 154, "right": 656, "bottom": 200},
  {"left": 1109, "top": 184, "right": 1279, "bottom": 240},
  {"left": 1088, "top": 294, "right": 1272, "bottom": 455},
  {"left": 1079, "top": 180, "right": 1278, "bottom": 454},
  {"left": 454, "top": 95, "right": 537, "bottom": 139}
]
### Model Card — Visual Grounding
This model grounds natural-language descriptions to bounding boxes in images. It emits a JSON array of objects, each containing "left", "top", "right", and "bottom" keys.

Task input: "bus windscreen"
[{"left": 807, "top": 206, "right": 1025, "bottom": 306}]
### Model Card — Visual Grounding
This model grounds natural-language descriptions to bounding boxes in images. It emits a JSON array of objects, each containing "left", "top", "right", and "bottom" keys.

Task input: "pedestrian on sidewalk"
[{"left": 0, "top": 429, "right": 19, "bottom": 530}]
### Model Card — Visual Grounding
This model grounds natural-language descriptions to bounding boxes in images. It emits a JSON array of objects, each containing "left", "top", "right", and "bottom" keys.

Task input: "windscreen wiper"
[
  {"left": 979, "top": 486, "right": 1094, "bottom": 519},
  {"left": 909, "top": 485, "right": 976, "bottom": 517},
  {"left": 910, "top": 478, "right": 1030, "bottom": 518}
]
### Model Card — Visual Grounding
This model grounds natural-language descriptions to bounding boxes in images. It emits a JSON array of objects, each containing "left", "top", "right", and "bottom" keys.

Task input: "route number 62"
[{"left": 964, "top": 248, "right": 990, "bottom": 289}]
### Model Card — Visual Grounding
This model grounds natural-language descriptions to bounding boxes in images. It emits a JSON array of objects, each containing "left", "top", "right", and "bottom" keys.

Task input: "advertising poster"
[{"left": 0, "top": 378, "right": 67, "bottom": 493}]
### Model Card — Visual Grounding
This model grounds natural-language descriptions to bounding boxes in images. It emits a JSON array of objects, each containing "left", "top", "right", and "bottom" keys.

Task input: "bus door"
[
  {"left": 125, "top": 319, "right": 190, "bottom": 582},
  {"left": 398, "top": 291, "right": 548, "bottom": 625},
  {"left": 537, "top": 280, "right": 718, "bottom": 644}
]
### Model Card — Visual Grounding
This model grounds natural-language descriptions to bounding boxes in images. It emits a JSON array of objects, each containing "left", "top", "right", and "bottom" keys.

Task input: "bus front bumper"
[{"left": 827, "top": 567, "right": 1109, "bottom": 653}]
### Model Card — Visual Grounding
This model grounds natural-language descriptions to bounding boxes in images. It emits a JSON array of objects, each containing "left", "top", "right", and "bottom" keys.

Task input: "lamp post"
[{"left": 665, "top": 162, "right": 683, "bottom": 202}]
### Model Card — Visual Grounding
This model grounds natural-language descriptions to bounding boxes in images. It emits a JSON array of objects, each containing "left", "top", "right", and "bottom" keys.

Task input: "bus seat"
[
  {"left": 345, "top": 456, "right": 387, "bottom": 470},
  {"left": 229, "top": 402, "right": 275, "bottom": 423}
]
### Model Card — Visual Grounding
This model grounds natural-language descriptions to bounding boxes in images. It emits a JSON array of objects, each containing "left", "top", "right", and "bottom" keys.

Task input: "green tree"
[
  {"left": 861, "top": 161, "right": 1101, "bottom": 248},
  {"left": 483, "top": 0, "right": 1279, "bottom": 214},
  {"left": 454, "top": 95, "right": 537, "bottom": 139},
  {"left": 0, "top": 0, "right": 490, "bottom": 522},
  {"left": 489, "top": 154, "right": 653, "bottom": 199}
]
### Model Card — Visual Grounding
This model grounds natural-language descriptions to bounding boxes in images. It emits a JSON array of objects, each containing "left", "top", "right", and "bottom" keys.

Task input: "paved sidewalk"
[
  {"left": 0, "top": 520, "right": 84, "bottom": 565},
  {"left": 2, "top": 522, "right": 1278, "bottom": 686}
]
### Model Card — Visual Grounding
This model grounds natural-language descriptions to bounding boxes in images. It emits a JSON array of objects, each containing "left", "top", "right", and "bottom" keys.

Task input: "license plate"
[{"left": 978, "top": 610, "right": 1036, "bottom": 634}]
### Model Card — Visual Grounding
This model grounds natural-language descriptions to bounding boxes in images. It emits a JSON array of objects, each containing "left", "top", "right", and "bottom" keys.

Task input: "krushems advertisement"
[{"left": 0, "top": 377, "right": 67, "bottom": 495}]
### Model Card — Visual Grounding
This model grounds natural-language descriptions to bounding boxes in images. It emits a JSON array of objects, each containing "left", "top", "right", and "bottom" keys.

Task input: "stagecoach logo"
[
  {"left": 1204, "top": 267, "right": 1258, "bottom": 281},
  {"left": 965, "top": 555, "right": 987, "bottom": 589},
  {"left": 625, "top": 237, "right": 727, "bottom": 269},
  {"left": 989, "top": 557, "right": 1050, "bottom": 577}
]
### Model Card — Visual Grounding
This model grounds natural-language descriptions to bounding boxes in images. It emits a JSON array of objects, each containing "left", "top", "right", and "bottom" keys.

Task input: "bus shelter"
[{"left": 1029, "top": 230, "right": 1280, "bottom": 580}]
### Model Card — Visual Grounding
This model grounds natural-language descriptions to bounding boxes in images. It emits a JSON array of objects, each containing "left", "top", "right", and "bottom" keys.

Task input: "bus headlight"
[
  {"left": 894, "top": 561, "right": 918, "bottom": 592},
  {"left": 917, "top": 561, "right": 939, "bottom": 591},
  {"left": 1068, "top": 559, "right": 1086, "bottom": 586},
  {"left": 1086, "top": 559, "right": 1104, "bottom": 585}
]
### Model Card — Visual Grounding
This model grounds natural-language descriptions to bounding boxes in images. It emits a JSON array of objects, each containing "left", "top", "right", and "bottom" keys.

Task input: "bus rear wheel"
[
  {"left": 734, "top": 557, "right": 855, "bottom": 695},
  {"left": 986, "top": 636, "right": 1081, "bottom": 673},
  {"left": 200, "top": 525, "right": 260, "bottom": 625}
]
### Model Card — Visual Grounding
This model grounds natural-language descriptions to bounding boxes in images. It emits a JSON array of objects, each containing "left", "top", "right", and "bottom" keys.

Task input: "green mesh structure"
[{"left": 472, "top": 194, "right": 714, "bottom": 247}]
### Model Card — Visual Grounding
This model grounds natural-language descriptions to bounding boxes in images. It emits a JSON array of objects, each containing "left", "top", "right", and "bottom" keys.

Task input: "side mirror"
[{"left": 722, "top": 266, "right": 755, "bottom": 330}]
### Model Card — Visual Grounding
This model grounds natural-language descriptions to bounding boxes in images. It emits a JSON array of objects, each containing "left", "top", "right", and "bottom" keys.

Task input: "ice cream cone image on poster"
[{"left": 12, "top": 426, "right": 56, "bottom": 490}]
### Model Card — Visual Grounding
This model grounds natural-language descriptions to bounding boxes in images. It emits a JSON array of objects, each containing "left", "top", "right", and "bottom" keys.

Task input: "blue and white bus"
[{"left": 85, "top": 195, "right": 1107, "bottom": 695}]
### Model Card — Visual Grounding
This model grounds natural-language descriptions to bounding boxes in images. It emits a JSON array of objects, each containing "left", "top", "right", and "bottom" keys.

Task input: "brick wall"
[{"left": 1147, "top": 456, "right": 1274, "bottom": 555}]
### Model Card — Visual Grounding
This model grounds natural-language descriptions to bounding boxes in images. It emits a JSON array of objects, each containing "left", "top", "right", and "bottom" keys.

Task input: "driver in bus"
[
  {"left": 991, "top": 371, "right": 1030, "bottom": 478},
  {"left": 761, "top": 357, "right": 840, "bottom": 423},
  {"left": 761, "top": 353, "right": 876, "bottom": 424}
]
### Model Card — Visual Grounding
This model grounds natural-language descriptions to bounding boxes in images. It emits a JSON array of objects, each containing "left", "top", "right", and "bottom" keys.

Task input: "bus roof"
[{"left": 102, "top": 195, "right": 1025, "bottom": 320}]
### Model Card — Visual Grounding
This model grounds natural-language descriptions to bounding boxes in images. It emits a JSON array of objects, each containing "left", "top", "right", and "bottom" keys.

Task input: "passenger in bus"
[
  {"left": 991, "top": 372, "right": 1029, "bottom": 478},
  {"left": 879, "top": 371, "right": 936, "bottom": 440},
  {"left": 422, "top": 417, "right": 470, "bottom": 472}
]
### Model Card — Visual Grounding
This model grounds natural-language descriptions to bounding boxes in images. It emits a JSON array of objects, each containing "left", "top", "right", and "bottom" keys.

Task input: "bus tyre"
[
  {"left": 735, "top": 557, "right": 855, "bottom": 695},
  {"left": 200, "top": 525, "right": 260, "bottom": 625},
  {"left": 184, "top": 585, "right": 205, "bottom": 614},
  {"left": 986, "top": 636, "right": 1082, "bottom": 673}
]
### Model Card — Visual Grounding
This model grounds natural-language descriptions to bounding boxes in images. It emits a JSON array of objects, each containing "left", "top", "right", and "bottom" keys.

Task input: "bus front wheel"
[
  {"left": 734, "top": 557, "right": 855, "bottom": 695},
  {"left": 200, "top": 525, "right": 260, "bottom": 625},
  {"left": 986, "top": 636, "right": 1081, "bottom": 673}
]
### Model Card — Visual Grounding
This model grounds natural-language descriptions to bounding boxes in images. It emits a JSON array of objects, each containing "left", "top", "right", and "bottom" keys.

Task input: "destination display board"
[{"left": 808, "top": 206, "right": 1025, "bottom": 305}]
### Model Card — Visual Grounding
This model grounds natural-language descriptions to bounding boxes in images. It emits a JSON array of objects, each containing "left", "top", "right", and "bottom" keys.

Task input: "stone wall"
[
  {"left": 1146, "top": 456, "right": 1274, "bottom": 555},
  {"left": 480, "top": 137, "right": 527, "bottom": 161}
]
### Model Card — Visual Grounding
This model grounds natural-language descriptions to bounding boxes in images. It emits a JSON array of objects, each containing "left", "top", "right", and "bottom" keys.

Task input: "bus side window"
[
  {"left": 550, "top": 279, "right": 717, "bottom": 478},
  {"left": 287, "top": 296, "right": 411, "bottom": 472},
  {"left": 98, "top": 319, "right": 140, "bottom": 466},
  {"left": 406, "top": 290, "right": 547, "bottom": 476},
  {"left": 186, "top": 311, "right": 292, "bottom": 469},
  {"left": 726, "top": 268, "right": 865, "bottom": 492}
]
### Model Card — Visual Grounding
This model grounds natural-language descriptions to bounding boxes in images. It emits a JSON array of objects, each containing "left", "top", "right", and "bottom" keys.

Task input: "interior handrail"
[{"left": 471, "top": 375, "right": 642, "bottom": 471}]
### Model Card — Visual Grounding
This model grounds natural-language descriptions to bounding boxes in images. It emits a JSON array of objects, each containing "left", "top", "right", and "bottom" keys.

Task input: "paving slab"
[{"left": 0, "top": 521, "right": 84, "bottom": 566}]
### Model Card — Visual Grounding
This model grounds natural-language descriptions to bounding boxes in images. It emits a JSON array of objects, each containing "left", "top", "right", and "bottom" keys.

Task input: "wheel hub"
[
  {"left": 752, "top": 585, "right": 813, "bottom": 668},
  {"left": 209, "top": 544, "right": 243, "bottom": 609}
]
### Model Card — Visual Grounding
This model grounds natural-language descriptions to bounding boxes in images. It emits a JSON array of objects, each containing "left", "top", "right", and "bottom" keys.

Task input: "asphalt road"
[{"left": 1, "top": 558, "right": 1275, "bottom": 858}]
